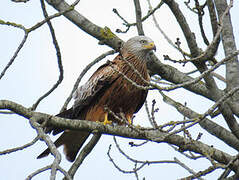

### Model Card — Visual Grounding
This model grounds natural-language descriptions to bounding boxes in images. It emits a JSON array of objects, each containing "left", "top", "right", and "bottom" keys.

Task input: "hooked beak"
[{"left": 144, "top": 42, "right": 156, "bottom": 51}]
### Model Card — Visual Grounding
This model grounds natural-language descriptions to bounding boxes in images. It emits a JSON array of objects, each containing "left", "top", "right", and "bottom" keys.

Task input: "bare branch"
[
  {"left": 152, "top": 50, "right": 239, "bottom": 91},
  {"left": 214, "top": 0, "right": 239, "bottom": 101},
  {"left": 133, "top": 0, "right": 144, "bottom": 35},
  {"left": 1, "top": 100, "right": 239, "bottom": 172},
  {"left": 162, "top": 85, "right": 239, "bottom": 138},
  {"left": 0, "top": 32, "right": 28, "bottom": 80},
  {"left": 45, "top": 0, "right": 123, "bottom": 50},
  {"left": 160, "top": 89, "right": 239, "bottom": 152},
  {"left": 181, "top": 163, "right": 223, "bottom": 180},
  {"left": 108, "top": 137, "right": 177, "bottom": 177},
  {"left": 31, "top": 0, "right": 64, "bottom": 111},
  {"left": 183, "top": 0, "right": 233, "bottom": 63},
  {"left": 30, "top": 116, "right": 61, "bottom": 180},
  {"left": 147, "top": 0, "right": 191, "bottom": 58},
  {"left": 174, "top": 157, "right": 205, "bottom": 180},
  {"left": 195, "top": 0, "right": 210, "bottom": 46},
  {"left": 114, "top": 2, "right": 164, "bottom": 34},
  {"left": 0, "top": 136, "right": 39, "bottom": 155},
  {"left": 26, "top": 165, "right": 52, "bottom": 180},
  {"left": 162, "top": 0, "right": 200, "bottom": 57}
]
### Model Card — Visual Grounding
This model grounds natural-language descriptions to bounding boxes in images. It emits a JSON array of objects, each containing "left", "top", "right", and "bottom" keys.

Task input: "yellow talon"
[
  {"left": 126, "top": 114, "right": 132, "bottom": 125},
  {"left": 103, "top": 113, "right": 112, "bottom": 125}
]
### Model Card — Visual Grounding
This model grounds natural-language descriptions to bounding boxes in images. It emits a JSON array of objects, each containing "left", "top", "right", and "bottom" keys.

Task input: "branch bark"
[
  {"left": 45, "top": 0, "right": 123, "bottom": 50},
  {"left": 214, "top": 0, "right": 239, "bottom": 102},
  {"left": 0, "top": 100, "right": 239, "bottom": 172},
  {"left": 133, "top": 0, "right": 144, "bottom": 35}
]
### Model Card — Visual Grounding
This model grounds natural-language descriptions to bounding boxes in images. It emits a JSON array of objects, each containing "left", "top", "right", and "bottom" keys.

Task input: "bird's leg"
[
  {"left": 126, "top": 114, "right": 132, "bottom": 125},
  {"left": 103, "top": 112, "right": 112, "bottom": 125}
]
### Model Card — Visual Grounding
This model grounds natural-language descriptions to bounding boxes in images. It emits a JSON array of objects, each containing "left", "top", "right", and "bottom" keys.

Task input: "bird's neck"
[
  {"left": 121, "top": 50, "right": 148, "bottom": 62},
  {"left": 119, "top": 51, "right": 149, "bottom": 80}
]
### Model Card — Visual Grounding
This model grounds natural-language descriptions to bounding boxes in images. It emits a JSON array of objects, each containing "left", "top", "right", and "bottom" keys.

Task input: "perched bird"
[{"left": 37, "top": 36, "right": 156, "bottom": 162}]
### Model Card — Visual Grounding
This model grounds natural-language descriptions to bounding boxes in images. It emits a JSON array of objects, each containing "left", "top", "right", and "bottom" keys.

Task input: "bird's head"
[{"left": 121, "top": 36, "right": 156, "bottom": 60}]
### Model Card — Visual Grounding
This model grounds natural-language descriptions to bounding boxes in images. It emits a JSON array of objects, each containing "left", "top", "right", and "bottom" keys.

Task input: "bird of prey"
[{"left": 37, "top": 36, "right": 156, "bottom": 162}]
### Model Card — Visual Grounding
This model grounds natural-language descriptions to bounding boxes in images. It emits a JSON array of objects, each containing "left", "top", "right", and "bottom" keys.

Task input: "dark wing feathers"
[
  {"left": 44, "top": 58, "right": 121, "bottom": 135},
  {"left": 72, "top": 59, "right": 120, "bottom": 112}
]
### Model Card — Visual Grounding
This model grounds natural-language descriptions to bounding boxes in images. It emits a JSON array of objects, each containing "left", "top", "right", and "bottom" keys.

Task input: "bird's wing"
[{"left": 71, "top": 56, "right": 122, "bottom": 118}]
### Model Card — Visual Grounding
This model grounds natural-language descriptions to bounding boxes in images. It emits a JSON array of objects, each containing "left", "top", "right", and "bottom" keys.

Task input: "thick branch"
[
  {"left": 147, "top": 54, "right": 239, "bottom": 118},
  {"left": 0, "top": 100, "right": 239, "bottom": 172},
  {"left": 133, "top": 0, "right": 144, "bottom": 35},
  {"left": 214, "top": 0, "right": 239, "bottom": 101},
  {"left": 160, "top": 91, "right": 239, "bottom": 151},
  {"left": 45, "top": 0, "right": 123, "bottom": 50}
]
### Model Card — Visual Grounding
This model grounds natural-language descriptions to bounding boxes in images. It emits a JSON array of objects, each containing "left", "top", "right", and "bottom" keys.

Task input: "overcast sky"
[{"left": 1, "top": 0, "right": 239, "bottom": 179}]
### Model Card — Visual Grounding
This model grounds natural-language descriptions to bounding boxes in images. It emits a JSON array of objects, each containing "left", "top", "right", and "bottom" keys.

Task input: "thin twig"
[
  {"left": 174, "top": 157, "right": 205, "bottom": 180},
  {"left": 26, "top": 165, "right": 52, "bottom": 180},
  {"left": 163, "top": 86, "right": 239, "bottom": 137},
  {"left": 195, "top": 0, "right": 210, "bottom": 45},
  {"left": 0, "top": 0, "right": 78, "bottom": 81},
  {"left": 182, "top": 164, "right": 224, "bottom": 180},
  {"left": 114, "top": 2, "right": 163, "bottom": 33},
  {"left": 152, "top": 50, "right": 239, "bottom": 91},
  {"left": 0, "top": 33, "right": 28, "bottom": 80},
  {"left": 31, "top": 0, "right": 64, "bottom": 111},
  {"left": 0, "top": 136, "right": 39, "bottom": 155},
  {"left": 144, "top": 100, "right": 153, "bottom": 127},
  {"left": 147, "top": 0, "right": 191, "bottom": 58},
  {"left": 183, "top": 0, "right": 233, "bottom": 63}
]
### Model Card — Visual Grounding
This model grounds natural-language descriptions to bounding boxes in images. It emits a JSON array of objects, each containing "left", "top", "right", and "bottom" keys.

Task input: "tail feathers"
[
  {"left": 36, "top": 131, "right": 67, "bottom": 159},
  {"left": 57, "top": 108, "right": 75, "bottom": 119},
  {"left": 44, "top": 108, "right": 75, "bottom": 134},
  {"left": 37, "top": 149, "right": 50, "bottom": 159},
  {"left": 37, "top": 130, "right": 90, "bottom": 162}
]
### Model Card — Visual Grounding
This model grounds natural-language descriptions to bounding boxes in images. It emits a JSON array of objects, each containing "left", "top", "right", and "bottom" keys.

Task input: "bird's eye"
[{"left": 140, "top": 40, "right": 147, "bottom": 44}]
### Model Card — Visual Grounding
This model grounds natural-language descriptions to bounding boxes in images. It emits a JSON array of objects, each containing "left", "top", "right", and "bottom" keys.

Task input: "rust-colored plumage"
[{"left": 37, "top": 36, "right": 156, "bottom": 162}]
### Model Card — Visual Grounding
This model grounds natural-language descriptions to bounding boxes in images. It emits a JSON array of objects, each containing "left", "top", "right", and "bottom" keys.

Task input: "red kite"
[{"left": 37, "top": 36, "right": 156, "bottom": 162}]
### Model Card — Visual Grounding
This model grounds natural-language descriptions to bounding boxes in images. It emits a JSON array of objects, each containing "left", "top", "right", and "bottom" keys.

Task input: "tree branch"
[
  {"left": 214, "top": 0, "right": 239, "bottom": 102},
  {"left": 31, "top": 0, "right": 64, "bottom": 111},
  {"left": 0, "top": 100, "right": 239, "bottom": 172},
  {"left": 45, "top": 0, "right": 123, "bottom": 50},
  {"left": 133, "top": 0, "right": 144, "bottom": 35},
  {"left": 160, "top": 91, "right": 239, "bottom": 151}
]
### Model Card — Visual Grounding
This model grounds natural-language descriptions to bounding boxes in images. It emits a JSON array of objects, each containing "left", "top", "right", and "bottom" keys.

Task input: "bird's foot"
[
  {"left": 103, "top": 113, "right": 112, "bottom": 125},
  {"left": 126, "top": 114, "right": 132, "bottom": 125}
]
